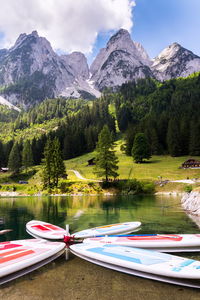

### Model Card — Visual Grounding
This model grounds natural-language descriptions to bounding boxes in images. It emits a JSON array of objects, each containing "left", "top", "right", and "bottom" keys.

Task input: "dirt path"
[{"left": 68, "top": 169, "right": 102, "bottom": 182}]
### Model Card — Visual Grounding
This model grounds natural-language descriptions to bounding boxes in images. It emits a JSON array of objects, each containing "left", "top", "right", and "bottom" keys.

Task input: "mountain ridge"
[{"left": 0, "top": 29, "right": 200, "bottom": 107}]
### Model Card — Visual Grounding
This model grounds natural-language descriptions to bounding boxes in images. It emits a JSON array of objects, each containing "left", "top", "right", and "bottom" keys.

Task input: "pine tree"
[
  {"left": 167, "top": 118, "right": 182, "bottom": 156},
  {"left": 8, "top": 142, "right": 21, "bottom": 174},
  {"left": 95, "top": 125, "right": 118, "bottom": 182},
  {"left": 131, "top": 133, "right": 151, "bottom": 163},
  {"left": 22, "top": 140, "right": 33, "bottom": 172},
  {"left": 42, "top": 138, "right": 53, "bottom": 188},
  {"left": 51, "top": 138, "right": 66, "bottom": 187},
  {"left": 189, "top": 120, "right": 200, "bottom": 156},
  {"left": 0, "top": 141, "right": 5, "bottom": 168},
  {"left": 42, "top": 137, "right": 66, "bottom": 188}
]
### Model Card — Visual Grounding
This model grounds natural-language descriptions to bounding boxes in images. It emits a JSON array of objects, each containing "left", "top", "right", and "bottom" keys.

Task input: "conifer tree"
[
  {"left": 42, "top": 137, "right": 66, "bottom": 188},
  {"left": 42, "top": 138, "right": 53, "bottom": 188},
  {"left": 51, "top": 138, "right": 66, "bottom": 187},
  {"left": 0, "top": 141, "right": 5, "bottom": 168},
  {"left": 167, "top": 118, "right": 181, "bottom": 156},
  {"left": 95, "top": 125, "right": 118, "bottom": 182},
  {"left": 131, "top": 133, "right": 151, "bottom": 163},
  {"left": 22, "top": 140, "right": 33, "bottom": 172},
  {"left": 8, "top": 142, "right": 21, "bottom": 174},
  {"left": 189, "top": 120, "right": 200, "bottom": 156}
]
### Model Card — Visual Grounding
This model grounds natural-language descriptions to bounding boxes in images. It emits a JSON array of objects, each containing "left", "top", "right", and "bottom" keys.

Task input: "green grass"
[
  {"left": 1, "top": 139, "right": 200, "bottom": 195},
  {"left": 66, "top": 140, "right": 200, "bottom": 182}
]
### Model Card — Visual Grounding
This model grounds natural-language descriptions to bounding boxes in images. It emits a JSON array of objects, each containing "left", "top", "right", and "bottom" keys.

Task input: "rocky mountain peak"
[
  {"left": 0, "top": 28, "right": 200, "bottom": 106},
  {"left": 61, "top": 51, "right": 89, "bottom": 80},
  {"left": 90, "top": 28, "right": 152, "bottom": 91},
  {"left": 107, "top": 29, "right": 131, "bottom": 48},
  {"left": 152, "top": 43, "right": 200, "bottom": 81}
]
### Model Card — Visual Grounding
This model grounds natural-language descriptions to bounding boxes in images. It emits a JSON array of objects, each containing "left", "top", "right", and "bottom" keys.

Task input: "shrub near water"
[
  {"left": 101, "top": 179, "right": 155, "bottom": 194},
  {"left": 184, "top": 185, "right": 193, "bottom": 193}
]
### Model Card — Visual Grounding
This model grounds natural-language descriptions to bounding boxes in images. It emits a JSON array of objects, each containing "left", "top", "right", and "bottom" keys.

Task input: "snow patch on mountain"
[{"left": 0, "top": 96, "right": 21, "bottom": 111}]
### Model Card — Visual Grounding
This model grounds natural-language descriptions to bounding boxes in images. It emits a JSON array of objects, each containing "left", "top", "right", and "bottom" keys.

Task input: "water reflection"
[{"left": 0, "top": 194, "right": 199, "bottom": 242}]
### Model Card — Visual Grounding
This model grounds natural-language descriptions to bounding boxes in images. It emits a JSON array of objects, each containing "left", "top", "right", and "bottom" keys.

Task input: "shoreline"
[{"left": 0, "top": 191, "right": 185, "bottom": 197}]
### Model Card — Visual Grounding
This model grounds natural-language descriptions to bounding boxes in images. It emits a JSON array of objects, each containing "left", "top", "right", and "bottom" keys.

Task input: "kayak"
[
  {"left": 0, "top": 239, "right": 65, "bottom": 284},
  {"left": 26, "top": 220, "right": 67, "bottom": 240},
  {"left": 70, "top": 243, "right": 200, "bottom": 288},
  {"left": 83, "top": 233, "right": 200, "bottom": 252},
  {"left": 26, "top": 220, "right": 141, "bottom": 240},
  {"left": 73, "top": 222, "right": 141, "bottom": 239}
]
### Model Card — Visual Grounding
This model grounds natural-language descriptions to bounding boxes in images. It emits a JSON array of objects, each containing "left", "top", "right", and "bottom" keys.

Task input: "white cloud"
[{"left": 0, "top": 0, "right": 135, "bottom": 53}]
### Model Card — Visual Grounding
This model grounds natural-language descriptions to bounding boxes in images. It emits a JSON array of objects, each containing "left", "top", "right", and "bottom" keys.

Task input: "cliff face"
[{"left": 181, "top": 192, "right": 200, "bottom": 215}]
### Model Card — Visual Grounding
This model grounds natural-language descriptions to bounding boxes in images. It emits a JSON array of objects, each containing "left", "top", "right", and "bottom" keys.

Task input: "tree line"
[
  {"left": 114, "top": 73, "right": 200, "bottom": 157},
  {"left": 0, "top": 98, "right": 115, "bottom": 169}
]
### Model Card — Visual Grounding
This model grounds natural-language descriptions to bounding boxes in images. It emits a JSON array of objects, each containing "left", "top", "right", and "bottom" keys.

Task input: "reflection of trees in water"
[
  {"left": 41, "top": 197, "right": 67, "bottom": 228},
  {"left": 101, "top": 197, "right": 120, "bottom": 224},
  {"left": 0, "top": 203, "right": 34, "bottom": 242}
]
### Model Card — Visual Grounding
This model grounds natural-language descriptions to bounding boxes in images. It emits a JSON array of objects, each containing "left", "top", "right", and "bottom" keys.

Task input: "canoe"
[
  {"left": 83, "top": 233, "right": 200, "bottom": 252},
  {"left": 0, "top": 239, "right": 65, "bottom": 284}
]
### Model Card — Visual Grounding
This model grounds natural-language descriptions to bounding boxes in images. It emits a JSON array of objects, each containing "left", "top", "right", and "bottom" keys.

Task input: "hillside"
[{"left": 0, "top": 140, "right": 200, "bottom": 195}]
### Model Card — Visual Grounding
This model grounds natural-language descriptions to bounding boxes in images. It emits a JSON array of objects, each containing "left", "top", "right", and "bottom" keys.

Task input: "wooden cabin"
[
  {"left": 87, "top": 158, "right": 95, "bottom": 166},
  {"left": 0, "top": 168, "right": 9, "bottom": 173},
  {"left": 181, "top": 159, "right": 200, "bottom": 168}
]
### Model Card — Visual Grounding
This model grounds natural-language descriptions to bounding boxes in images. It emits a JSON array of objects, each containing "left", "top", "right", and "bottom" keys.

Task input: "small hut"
[
  {"left": 87, "top": 158, "right": 95, "bottom": 166},
  {"left": 0, "top": 168, "right": 9, "bottom": 173},
  {"left": 181, "top": 159, "right": 200, "bottom": 168}
]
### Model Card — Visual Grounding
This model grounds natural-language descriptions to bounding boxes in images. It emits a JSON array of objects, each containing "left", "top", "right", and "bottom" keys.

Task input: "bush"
[
  {"left": 184, "top": 185, "right": 193, "bottom": 193},
  {"left": 101, "top": 179, "right": 155, "bottom": 194},
  {"left": 141, "top": 182, "right": 155, "bottom": 194}
]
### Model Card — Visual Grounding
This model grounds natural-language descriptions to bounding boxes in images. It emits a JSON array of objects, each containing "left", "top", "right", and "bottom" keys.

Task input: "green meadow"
[
  {"left": 66, "top": 141, "right": 200, "bottom": 182},
  {"left": 0, "top": 140, "right": 200, "bottom": 194}
]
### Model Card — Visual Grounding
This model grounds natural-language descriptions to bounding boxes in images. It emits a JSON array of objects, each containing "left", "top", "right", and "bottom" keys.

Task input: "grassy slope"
[
  {"left": 1, "top": 140, "right": 200, "bottom": 194},
  {"left": 66, "top": 140, "right": 200, "bottom": 182}
]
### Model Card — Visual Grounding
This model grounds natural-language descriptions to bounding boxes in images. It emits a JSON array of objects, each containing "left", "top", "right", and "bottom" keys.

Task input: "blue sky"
[
  {"left": 0, "top": 0, "right": 200, "bottom": 63},
  {"left": 89, "top": 0, "right": 200, "bottom": 62},
  {"left": 132, "top": 0, "right": 200, "bottom": 58}
]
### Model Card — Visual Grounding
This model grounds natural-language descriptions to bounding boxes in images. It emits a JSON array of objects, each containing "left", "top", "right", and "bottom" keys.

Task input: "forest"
[{"left": 0, "top": 71, "right": 200, "bottom": 168}]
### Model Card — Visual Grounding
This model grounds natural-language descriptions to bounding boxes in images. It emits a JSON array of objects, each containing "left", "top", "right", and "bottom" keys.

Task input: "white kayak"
[
  {"left": 26, "top": 220, "right": 67, "bottom": 240},
  {"left": 73, "top": 222, "right": 141, "bottom": 239},
  {"left": 0, "top": 239, "right": 65, "bottom": 284},
  {"left": 70, "top": 243, "right": 200, "bottom": 288},
  {"left": 83, "top": 233, "right": 200, "bottom": 252}
]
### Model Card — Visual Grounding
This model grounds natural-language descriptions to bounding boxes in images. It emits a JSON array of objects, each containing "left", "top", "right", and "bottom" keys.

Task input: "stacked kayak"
[
  {"left": 26, "top": 220, "right": 142, "bottom": 240},
  {"left": 0, "top": 239, "right": 65, "bottom": 285},
  {"left": 26, "top": 220, "right": 68, "bottom": 240},
  {"left": 83, "top": 233, "right": 200, "bottom": 252},
  {"left": 72, "top": 221, "right": 141, "bottom": 239},
  {"left": 70, "top": 243, "right": 200, "bottom": 288},
  {"left": 3, "top": 219, "right": 200, "bottom": 288}
]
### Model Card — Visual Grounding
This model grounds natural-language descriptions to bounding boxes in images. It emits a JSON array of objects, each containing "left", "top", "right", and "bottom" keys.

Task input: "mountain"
[
  {"left": 60, "top": 52, "right": 100, "bottom": 99},
  {"left": 0, "top": 29, "right": 200, "bottom": 107},
  {"left": 0, "top": 31, "right": 99, "bottom": 107},
  {"left": 90, "top": 29, "right": 153, "bottom": 91},
  {"left": 152, "top": 43, "right": 200, "bottom": 81}
]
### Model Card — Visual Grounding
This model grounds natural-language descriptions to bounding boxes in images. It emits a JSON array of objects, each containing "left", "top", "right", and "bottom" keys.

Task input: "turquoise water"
[{"left": 0, "top": 194, "right": 199, "bottom": 242}]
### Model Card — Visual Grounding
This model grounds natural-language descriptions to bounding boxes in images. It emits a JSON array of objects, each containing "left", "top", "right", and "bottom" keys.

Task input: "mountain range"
[{"left": 0, "top": 28, "right": 200, "bottom": 108}]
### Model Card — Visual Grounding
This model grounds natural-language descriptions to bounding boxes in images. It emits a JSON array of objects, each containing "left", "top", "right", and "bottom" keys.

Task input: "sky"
[{"left": 0, "top": 0, "right": 200, "bottom": 64}]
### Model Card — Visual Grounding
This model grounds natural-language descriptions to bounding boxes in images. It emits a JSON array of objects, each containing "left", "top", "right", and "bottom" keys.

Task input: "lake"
[{"left": 0, "top": 194, "right": 200, "bottom": 299}]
